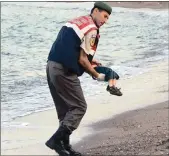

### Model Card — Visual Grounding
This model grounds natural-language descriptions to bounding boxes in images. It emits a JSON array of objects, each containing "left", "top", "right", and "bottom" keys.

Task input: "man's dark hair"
[{"left": 90, "top": 6, "right": 104, "bottom": 14}]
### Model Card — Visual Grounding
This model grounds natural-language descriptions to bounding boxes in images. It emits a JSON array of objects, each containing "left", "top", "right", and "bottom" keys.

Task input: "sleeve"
[{"left": 80, "top": 29, "right": 97, "bottom": 55}]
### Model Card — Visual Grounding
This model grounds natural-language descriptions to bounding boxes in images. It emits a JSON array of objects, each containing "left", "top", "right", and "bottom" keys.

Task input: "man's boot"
[
  {"left": 63, "top": 134, "right": 82, "bottom": 156},
  {"left": 45, "top": 125, "right": 70, "bottom": 156}
]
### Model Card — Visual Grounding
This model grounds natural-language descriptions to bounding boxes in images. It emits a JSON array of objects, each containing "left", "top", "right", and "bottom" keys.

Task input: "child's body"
[{"left": 92, "top": 62, "right": 122, "bottom": 96}]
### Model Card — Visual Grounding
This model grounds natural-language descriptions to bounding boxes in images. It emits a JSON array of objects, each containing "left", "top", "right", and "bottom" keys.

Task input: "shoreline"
[
  {"left": 107, "top": 2, "right": 169, "bottom": 9},
  {"left": 1, "top": 2, "right": 168, "bottom": 155},
  {"left": 1, "top": 60, "right": 168, "bottom": 155},
  {"left": 67, "top": 1, "right": 169, "bottom": 9},
  {"left": 75, "top": 101, "right": 169, "bottom": 155}
]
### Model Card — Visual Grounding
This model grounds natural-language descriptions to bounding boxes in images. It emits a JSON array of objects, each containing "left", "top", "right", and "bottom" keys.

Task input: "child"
[{"left": 91, "top": 60, "right": 123, "bottom": 96}]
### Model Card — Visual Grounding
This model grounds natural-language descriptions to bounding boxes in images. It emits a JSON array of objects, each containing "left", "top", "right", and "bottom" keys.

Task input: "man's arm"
[
  {"left": 79, "top": 48, "right": 99, "bottom": 78},
  {"left": 92, "top": 59, "right": 102, "bottom": 66},
  {"left": 79, "top": 30, "right": 105, "bottom": 81}
]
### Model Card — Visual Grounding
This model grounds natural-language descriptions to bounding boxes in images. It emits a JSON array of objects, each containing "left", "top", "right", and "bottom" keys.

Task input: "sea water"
[{"left": 1, "top": 2, "right": 168, "bottom": 127}]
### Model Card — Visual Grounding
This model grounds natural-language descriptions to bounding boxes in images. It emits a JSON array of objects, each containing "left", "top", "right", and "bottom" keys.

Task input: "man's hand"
[{"left": 79, "top": 49, "right": 100, "bottom": 78}]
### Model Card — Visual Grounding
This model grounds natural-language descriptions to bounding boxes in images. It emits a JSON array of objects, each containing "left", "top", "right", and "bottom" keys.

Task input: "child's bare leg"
[
  {"left": 107, "top": 79, "right": 122, "bottom": 96},
  {"left": 108, "top": 79, "right": 116, "bottom": 87}
]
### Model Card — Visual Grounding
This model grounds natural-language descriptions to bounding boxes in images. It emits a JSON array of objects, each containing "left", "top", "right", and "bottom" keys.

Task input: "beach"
[
  {"left": 107, "top": 2, "right": 169, "bottom": 9},
  {"left": 1, "top": 59, "right": 168, "bottom": 155},
  {"left": 75, "top": 101, "right": 169, "bottom": 155},
  {"left": 1, "top": 2, "right": 169, "bottom": 155},
  {"left": 70, "top": 1, "right": 169, "bottom": 9}
]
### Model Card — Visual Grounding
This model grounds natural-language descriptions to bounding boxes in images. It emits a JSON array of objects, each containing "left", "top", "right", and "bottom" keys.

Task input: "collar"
[{"left": 90, "top": 14, "right": 100, "bottom": 28}]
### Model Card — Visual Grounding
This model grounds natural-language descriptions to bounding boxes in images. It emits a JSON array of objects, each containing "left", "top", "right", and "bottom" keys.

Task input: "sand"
[
  {"left": 75, "top": 101, "right": 169, "bottom": 155},
  {"left": 107, "top": 2, "right": 169, "bottom": 9},
  {"left": 1, "top": 59, "right": 168, "bottom": 155},
  {"left": 1, "top": 2, "right": 168, "bottom": 155},
  {"left": 68, "top": 1, "right": 169, "bottom": 9}
]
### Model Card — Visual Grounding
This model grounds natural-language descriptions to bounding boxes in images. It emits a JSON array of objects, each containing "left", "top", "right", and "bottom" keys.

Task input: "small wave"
[
  {"left": 2, "top": 2, "right": 168, "bottom": 127},
  {"left": 110, "top": 65, "right": 149, "bottom": 78},
  {"left": 2, "top": 121, "right": 30, "bottom": 128},
  {"left": 1, "top": 52, "right": 11, "bottom": 56},
  {"left": 2, "top": 106, "right": 55, "bottom": 128}
]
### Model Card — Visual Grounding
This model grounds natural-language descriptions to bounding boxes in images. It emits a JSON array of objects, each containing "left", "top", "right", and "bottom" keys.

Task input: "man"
[{"left": 46, "top": 2, "right": 112, "bottom": 156}]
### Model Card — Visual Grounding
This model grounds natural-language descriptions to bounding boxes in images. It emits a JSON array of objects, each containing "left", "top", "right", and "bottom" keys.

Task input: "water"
[{"left": 1, "top": 2, "right": 168, "bottom": 127}]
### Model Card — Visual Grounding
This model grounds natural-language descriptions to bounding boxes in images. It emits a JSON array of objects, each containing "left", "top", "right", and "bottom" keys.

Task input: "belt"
[{"left": 48, "top": 61, "right": 76, "bottom": 76}]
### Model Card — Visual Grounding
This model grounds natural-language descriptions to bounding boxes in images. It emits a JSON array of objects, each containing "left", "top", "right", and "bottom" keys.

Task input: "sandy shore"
[
  {"left": 75, "top": 101, "right": 169, "bottom": 155},
  {"left": 107, "top": 2, "right": 169, "bottom": 9},
  {"left": 1, "top": 2, "right": 168, "bottom": 155},
  {"left": 68, "top": 1, "right": 169, "bottom": 9},
  {"left": 1, "top": 59, "right": 168, "bottom": 155}
]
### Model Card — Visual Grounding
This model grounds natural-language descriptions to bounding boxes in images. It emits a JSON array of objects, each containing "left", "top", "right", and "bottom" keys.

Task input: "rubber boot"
[
  {"left": 63, "top": 134, "right": 82, "bottom": 156},
  {"left": 45, "top": 126, "right": 70, "bottom": 156}
]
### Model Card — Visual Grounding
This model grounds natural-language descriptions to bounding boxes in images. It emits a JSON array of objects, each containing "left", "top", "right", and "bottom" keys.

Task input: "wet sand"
[
  {"left": 75, "top": 101, "right": 169, "bottom": 155},
  {"left": 1, "top": 2, "right": 168, "bottom": 155},
  {"left": 107, "top": 2, "right": 169, "bottom": 9},
  {"left": 69, "top": 1, "right": 169, "bottom": 9},
  {"left": 1, "top": 60, "right": 168, "bottom": 155}
]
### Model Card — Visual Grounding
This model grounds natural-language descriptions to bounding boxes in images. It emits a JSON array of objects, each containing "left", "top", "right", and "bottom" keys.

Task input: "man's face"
[{"left": 94, "top": 8, "right": 110, "bottom": 28}]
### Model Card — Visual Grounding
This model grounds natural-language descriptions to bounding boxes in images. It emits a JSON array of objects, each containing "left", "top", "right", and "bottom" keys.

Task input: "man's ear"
[{"left": 94, "top": 8, "right": 99, "bottom": 13}]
